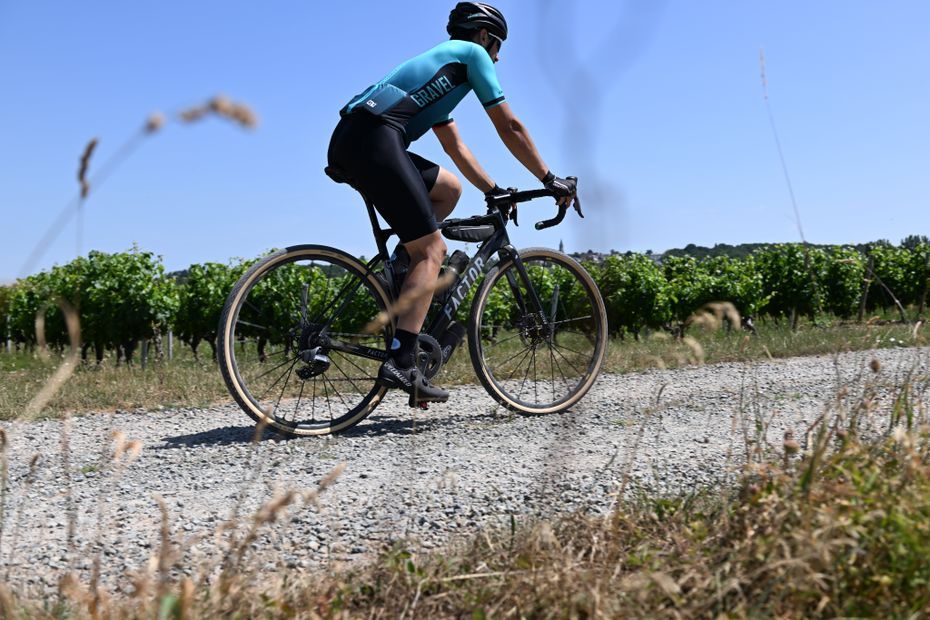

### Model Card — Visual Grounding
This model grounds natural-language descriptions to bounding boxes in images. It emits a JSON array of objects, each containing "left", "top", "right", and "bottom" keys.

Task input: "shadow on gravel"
[
  {"left": 160, "top": 425, "right": 268, "bottom": 448},
  {"left": 159, "top": 410, "right": 513, "bottom": 447}
]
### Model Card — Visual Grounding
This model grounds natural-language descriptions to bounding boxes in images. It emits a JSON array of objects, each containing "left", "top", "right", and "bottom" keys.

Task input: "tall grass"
[{"left": 0, "top": 351, "right": 927, "bottom": 618}]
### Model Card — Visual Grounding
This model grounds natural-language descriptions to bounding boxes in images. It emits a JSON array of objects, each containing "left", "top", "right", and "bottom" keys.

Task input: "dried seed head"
[
  {"left": 893, "top": 425, "right": 907, "bottom": 443},
  {"left": 208, "top": 95, "right": 234, "bottom": 116},
  {"left": 126, "top": 440, "right": 143, "bottom": 462},
  {"left": 870, "top": 358, "right": 881, "bottom": 373},
  {"left": 179, "top": 105, "right": 209, "bottom": 123},
  {"left": 0, "top": 428, "right": 6, "bottom": 450},
  {"left": 78, "top": 138, "right": 99, "bottom": 199},
  {"left": 319, "top": 462, "right": 346, "bottom": 491},
  {"left": 682, "top": 336, "right": 705, "bottom": 364},
  {"left": 145, "top": 112, "right": 165, "bottom": 134},
  {"left": 112, "top": 430, "right": 126, "bottom": 461},
  {"left": 229, "top": 103, "right": 258, "bottom": 128}
]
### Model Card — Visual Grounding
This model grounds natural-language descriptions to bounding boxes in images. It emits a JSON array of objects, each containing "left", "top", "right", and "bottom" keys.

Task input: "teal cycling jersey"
[{"left": 340, "top": 40, "right": 505, "bottom": 143}]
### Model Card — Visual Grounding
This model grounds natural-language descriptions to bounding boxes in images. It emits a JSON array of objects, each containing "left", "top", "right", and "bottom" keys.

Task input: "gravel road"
[{"left": 1, "top": 346, "right": 927, "bottom": 594}]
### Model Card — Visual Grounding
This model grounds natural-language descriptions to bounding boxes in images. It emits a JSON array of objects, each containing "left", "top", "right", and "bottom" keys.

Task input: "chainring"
[{"left": 415, "top": 333, "right": 443, "bottom": 380}]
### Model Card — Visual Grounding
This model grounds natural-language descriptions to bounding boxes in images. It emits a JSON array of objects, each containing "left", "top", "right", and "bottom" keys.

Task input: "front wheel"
[
  {"left": 217, "top": 245, "right": 393, "bottom": 436},
  {"left": 467, "top": 247, "right": 607, "bottom": 414}
]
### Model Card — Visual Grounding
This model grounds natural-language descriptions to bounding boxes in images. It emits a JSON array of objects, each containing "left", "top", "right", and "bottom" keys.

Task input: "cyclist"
[{"left": 327, "top": 2, "right": 578, "bottom": 405}]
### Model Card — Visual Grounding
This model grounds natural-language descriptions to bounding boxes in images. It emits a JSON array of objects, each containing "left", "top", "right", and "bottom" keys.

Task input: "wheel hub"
[{"left": 517, "top": 314, "right": 552, "bottom": 344}]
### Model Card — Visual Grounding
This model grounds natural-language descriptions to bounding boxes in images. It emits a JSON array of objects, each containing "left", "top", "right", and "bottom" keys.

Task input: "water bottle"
[{"left": 434, "top": 250, "right": 469, "bottom": 301}]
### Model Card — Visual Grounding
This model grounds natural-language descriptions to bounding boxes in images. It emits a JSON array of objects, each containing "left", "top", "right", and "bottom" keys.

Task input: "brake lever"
[
  {"left": 567, "top": 176, "right": 584, "bottom": 218},
  {"left": 572, "top": 194, "right": 584, "bottom": 218}
]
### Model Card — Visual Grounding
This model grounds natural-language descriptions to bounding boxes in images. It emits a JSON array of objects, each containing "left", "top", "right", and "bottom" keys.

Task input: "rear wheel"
[
  {"left": 217, "top": 245, "right": 392, "bottom": 436},
  {"left": 467, "top": 247, "right": 607, "bottom": 414}
]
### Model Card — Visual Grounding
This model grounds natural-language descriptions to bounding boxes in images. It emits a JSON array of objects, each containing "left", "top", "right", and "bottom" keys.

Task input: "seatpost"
[{"left": 363, "top": 195, "right": 393, "bottom": 260}]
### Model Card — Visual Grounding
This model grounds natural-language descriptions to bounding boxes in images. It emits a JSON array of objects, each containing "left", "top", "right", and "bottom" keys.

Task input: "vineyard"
[{"left": 2, "top": 241, "right": 929, "bottom": 362}]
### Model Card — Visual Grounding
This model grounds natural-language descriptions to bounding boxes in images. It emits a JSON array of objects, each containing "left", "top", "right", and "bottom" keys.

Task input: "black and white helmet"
[{"left": 447, "top": 2, "right": 508, "bottom": 41}]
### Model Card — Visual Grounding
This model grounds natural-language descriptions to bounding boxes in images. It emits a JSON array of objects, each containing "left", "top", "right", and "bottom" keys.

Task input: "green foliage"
[
  {"left": 174, "top": 262, "right": 243, "bottom": 358},
  {"left": 900, "top": 234, "right": 930, "bottom": 251},
  {"left": 867, "top": 244, "right": 914, "bottom": 310},
  {"left": 595, "top": 254, "right": 671, "bottom": 336},
  {"left": 6, "top": 248, "right": 178, "bottom": 356},
  {"left": 8, "top": 274, "right": 47, "bottom": 347},
  {"left": 753, "top": 244, "right": 826, "bottom": 322},
  {"left": 0, "top": 285, "right": 10, "bottom": 340},
  {"left": 909, "top": 243, "right": 930, "bottom": 311},
  {"left": 821, "top": 246, "right": 866, "bottom": 318},
  {"left": 80, "top": 248, "right": 179, "bottom": 349},
  {"left": 329, "top": 271, "right": 383, "bottom": 335},
  {"left": 6, "top": 238, "right": 930, "bottom": 359}
]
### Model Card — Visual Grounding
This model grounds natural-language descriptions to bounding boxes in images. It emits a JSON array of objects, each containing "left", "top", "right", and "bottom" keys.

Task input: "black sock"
[{"left": 390, "top": 329, "right": 418, "bottom": 368}]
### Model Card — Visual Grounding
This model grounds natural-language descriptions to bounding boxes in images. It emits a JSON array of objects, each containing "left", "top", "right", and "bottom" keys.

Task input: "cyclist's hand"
[
  {"left": 484, "top": 184, "right": 509, "bottom": 205},
  {"left": 542, "top": 171, "right": 577, "bottom": 207}
]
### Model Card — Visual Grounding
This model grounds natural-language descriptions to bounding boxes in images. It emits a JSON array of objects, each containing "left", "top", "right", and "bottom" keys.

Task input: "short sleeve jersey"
[{"left": 340, "top": 40, "right": 505, "bottom": 143}]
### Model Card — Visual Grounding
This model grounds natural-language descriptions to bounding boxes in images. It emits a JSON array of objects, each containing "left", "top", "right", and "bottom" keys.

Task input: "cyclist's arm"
[
  {"left": 487, "top": 103, "right": 549, "bottom": 181},
  {"left": 433, "top": 120, "right": 496, "bottom": 193}
]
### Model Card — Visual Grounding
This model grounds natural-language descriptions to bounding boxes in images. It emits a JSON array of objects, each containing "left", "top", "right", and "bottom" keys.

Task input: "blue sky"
[{"left": 1, "top": 1, "right": 928, "bottom": 282}]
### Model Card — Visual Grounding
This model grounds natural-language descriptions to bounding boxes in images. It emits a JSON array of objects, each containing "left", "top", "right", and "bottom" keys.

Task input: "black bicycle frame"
[{"left": 323, "top": 188, "right": 560, "bottom": 362}]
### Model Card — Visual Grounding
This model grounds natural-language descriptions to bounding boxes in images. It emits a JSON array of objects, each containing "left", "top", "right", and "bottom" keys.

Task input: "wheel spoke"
[
  {"left": 329, "top": 357, "right": 367, "bottom": 395},
  {"left": 474, "top": 251, "right": 604, "bottom": 411},
  {"left": 252, "top": 354, "right": 301, "bottom": 383},
  {"left": 256, "top": 358, "right": 300, "bottom": 402},
  {"left": 549, "top": 342, "right": 587, "bottom": 378},
  {"left": 219, "top": 250, "right": 390, "bottom": 434}
]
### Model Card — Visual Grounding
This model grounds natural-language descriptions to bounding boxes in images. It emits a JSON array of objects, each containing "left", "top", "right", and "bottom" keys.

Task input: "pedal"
[{"left": 408, "top": 393, "right": 429, "bottom": 410}]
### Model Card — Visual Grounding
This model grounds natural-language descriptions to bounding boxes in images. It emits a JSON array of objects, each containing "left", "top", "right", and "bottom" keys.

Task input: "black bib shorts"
[{"left": 327, "top": 112, "right": 440, "bottom": 244}]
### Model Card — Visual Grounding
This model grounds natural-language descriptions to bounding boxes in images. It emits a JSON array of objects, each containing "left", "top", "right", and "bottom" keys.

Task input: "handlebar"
[{"left": 485, "top": 177, "right": 583, "bottom": 230}]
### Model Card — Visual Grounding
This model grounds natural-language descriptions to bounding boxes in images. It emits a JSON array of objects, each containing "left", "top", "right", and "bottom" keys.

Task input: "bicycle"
[{"left": 217, "top": 166, "right": 608, "bottom": 436}]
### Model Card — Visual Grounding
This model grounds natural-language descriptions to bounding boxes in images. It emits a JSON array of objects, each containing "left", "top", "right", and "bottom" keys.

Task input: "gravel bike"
[{"left": 217, "top": 167, "right": 608, "bottom": 436}]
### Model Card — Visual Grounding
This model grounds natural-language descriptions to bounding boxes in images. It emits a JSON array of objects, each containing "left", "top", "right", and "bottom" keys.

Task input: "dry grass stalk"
[
  {"left": 24, "top": 299, "right": 80, "bottom": 420},
  {"left": 154, "top": 494, "right": 175, "bottom": 600},
  {"left": 0, "top": 430, "right": 7, "bottom": 555},
  {"left": 145, "top": 112, "right": 165, "bottom": 134},
  {"left": 179, "top": 95, "right": 259, "bottom": 129},
  {"left": 78, "top": 138, "right": 98, "bottom": 199}
]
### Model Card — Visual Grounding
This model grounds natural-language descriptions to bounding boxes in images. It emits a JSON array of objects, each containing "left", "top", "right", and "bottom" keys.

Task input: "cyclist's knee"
[
  {"left": 445, "top": 174, "right": 463, "bottom": 204},
  {"left": 431, "top": 169, "right": 462, "bottom": 220}
]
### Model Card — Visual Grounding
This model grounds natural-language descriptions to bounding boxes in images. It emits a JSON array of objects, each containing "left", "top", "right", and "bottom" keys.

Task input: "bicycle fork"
[{"left": 504, "top": 252, "right": 557, "bottom": 342}]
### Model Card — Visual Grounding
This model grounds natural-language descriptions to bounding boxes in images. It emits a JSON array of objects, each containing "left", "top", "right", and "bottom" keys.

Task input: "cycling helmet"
[{"left": 447, "top": 2, "right": 508, "bottom": 41}]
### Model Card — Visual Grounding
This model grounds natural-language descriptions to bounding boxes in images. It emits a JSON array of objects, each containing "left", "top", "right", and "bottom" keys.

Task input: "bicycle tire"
[
  {"left": 218, "top": 245, "right": 393, "bottom": 436},
  {"left": 467, "top": 247, "right": 607, "bottom": 414}
]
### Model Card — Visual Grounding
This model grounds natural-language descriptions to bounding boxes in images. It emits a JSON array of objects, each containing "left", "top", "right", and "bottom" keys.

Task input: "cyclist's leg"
[
  {"left": 428, "top": 167, "right": 462, "bottom": 221},
  {"left": 380, "top": 228, "right": 450, "bottom": 402},
  {"left": 408, "top": 152, "right": 462, "bottom": 222},
  {"left": 397, "top": 230, "right": 446, "bottom": 334}
]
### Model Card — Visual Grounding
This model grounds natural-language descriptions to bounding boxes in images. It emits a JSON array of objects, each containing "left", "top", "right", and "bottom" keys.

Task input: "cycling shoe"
[{"left": 378, "top": 358, "right": 449, "bottom": 405}]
